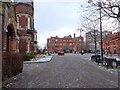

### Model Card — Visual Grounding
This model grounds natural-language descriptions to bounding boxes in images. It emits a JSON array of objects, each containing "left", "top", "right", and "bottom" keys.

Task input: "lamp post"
[
  {"left": 98, "top": 2, "right": 103, "bottom": 61},
  {"left": 78, "top": 28, "right": 84, "bottom": 52}
]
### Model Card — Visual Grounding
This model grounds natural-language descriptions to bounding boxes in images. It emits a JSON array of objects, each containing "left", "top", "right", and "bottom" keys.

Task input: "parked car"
[{"left": 58, "top": 51, "right": 64, "bottom": 55}]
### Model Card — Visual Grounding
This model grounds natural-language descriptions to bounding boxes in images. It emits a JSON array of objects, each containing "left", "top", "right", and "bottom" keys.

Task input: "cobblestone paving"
[{"left": 10, "top": 54, "right": 118, "bottom": 88}]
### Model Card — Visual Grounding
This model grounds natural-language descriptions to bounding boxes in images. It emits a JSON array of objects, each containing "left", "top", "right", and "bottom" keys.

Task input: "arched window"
[{"left": 28, "top": 16, "right": 30, "bottom": 29}]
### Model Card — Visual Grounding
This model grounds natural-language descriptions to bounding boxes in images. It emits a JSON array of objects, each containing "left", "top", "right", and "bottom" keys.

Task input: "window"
[
  {"left": 28, "top": 16, "right": 30, "bottom": 29},
  {"left": 34, "top": 47, "right": 37, "bottom": 52},
  {"left": 52, "top": 37, "right": 54, "bottom": 40},
  {"left": 48, "top": 39, "right": 51, "bottom": 43},
  {"left": 70, "top": 43, "right": 72, "bottom": 45},
  {"left": 17, "top": 15, "right": 19, "bottom": 29},
  {"left": 34, "top": 34, "right": 37, "bottom": 41},
  {"left": 28, "top": 40, "right": 30, "bottom": 53},
  {"left": 59, "top": 39, "right": 62, "bottom": 41},
  {"left": 56, "top": 48, "right": 58, "bottom": 50},
  {"left": 56, "top": 39, "right": 58, "bottom": 42}
]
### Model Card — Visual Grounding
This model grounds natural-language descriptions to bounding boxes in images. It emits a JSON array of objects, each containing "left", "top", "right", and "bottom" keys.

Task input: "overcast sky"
[
  {"left": 34, "top": 0, "right": 88, "bottom": 48},
  {"left": 34, "top": 0, "right": 118, "bottom": 49}
]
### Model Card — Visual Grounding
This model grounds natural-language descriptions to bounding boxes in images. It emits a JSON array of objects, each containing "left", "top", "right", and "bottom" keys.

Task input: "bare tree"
[
  {"left": 87, "top": 0, "right": 120, "bottom": 21},
  {"left": 79, "top": 0, "right": 120, "bottom": 54},
  {"left": 83, "top": 19, "right": 100, "bottom": 55},
  {"left": 80, "top": 0, "right": 119, "bottom": 33}
]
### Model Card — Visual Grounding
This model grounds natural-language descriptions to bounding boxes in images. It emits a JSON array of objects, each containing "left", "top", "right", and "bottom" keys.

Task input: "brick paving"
[{"left": 9, "top": 54, "right": 118, "bottom": 88}]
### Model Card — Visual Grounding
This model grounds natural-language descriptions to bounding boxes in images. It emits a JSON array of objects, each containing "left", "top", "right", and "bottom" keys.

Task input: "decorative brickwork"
[{"left": 15, "top": 4, "right": 33, "bottom": 15}]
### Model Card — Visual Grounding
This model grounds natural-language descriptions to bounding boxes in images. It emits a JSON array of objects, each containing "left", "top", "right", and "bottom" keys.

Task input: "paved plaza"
[{"left": 8, "top": 54, "right": 118, "bottom": 88}]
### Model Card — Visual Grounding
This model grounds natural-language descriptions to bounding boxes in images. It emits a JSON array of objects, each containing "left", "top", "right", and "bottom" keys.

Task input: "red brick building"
[
  {"left": 47, "top": 34, "right": 84, "bottom": 53},
  {"left": 2, "top": 2, "right": 18, "bottom": 52},
  {"left": 102, "top": 32, "right": 120, "bottom": 54},
  {"left": 1, "top": 1, "right": 37, "bottom": 53},
  {"left": 1, "top": 1, "right": 38, "bottom": 82},
  {"left": 15, "top": 1, "right": 37, "bottom": 53}
]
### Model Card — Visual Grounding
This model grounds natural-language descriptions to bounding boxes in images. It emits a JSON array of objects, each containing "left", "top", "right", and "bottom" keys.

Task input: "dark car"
[{"left": 58, "top": 51, "right": 64, "bottom": 55}]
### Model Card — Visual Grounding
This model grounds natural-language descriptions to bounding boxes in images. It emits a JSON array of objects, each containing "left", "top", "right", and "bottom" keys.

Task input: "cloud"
[{"left": 37, "top": 26, "right": 82, "bottom": 48}]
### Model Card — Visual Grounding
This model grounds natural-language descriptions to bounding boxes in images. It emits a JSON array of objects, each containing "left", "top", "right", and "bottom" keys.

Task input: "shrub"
[
  {"left": 41, "top": 52, "right": 44, "bottom": 54},
  {"left": 2, "top": 52, "right": 23, "bottom": 81},
  {"left": 23, "top": 53, "right": 35, "bottom": 61}
]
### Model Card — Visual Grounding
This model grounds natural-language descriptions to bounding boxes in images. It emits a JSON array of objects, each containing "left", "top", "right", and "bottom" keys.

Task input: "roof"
[
  {"left": 64, "top": 35, "right": 72, "bottom": 39},
  {"left": 14, "top": 1, "right": 33, "bottom": 7}
]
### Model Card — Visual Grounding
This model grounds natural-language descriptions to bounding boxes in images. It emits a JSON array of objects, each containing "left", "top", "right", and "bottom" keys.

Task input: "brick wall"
[
  {"left": 19, "top": 38, "right": 27, "bottom": 53},
  {"left": 2, "top": 32, "right": 7, "bottom": 51},
  {"left": 15, "top": 2, "right": 36, "bottom": 53},
  {"left": 19, "top": 15, "right": 28, "bottom": 29},
  {"left": 47, "top": 34, "right": 84, "bottom": 53},
  {"left": 102, "top": 32, "right": 120, "bottom": 54},
  {"left": 15, "top": 4, "right": 33, "bottom": 15}
]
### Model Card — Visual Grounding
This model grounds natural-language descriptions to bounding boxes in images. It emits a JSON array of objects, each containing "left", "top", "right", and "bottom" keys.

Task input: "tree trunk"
[{"left": 94, "top": 36, "right": 97, "bottom": 55}]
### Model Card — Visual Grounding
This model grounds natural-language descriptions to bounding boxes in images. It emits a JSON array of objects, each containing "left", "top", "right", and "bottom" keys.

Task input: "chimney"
[{"left": 74, "top": 33, "right": 75, "bottom": 39}]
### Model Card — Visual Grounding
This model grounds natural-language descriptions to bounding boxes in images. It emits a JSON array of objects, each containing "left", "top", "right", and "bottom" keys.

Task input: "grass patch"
[{"left": 98, "top": 65, "right": 117, "bottom": 69}]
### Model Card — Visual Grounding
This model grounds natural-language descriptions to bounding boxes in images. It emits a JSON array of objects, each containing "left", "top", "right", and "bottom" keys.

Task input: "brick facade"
[
  {"left": 47, "top": 34, "right": 84, "bottom": 53},
  {"left": 15, "top": 4, "right": 33, "bottom": 16},
  {"left": 1, "top": 1, "right": 37, "bottom": 53},
  {"left": 102, "top": 32, "right": 120, "bottom": 54},
  {"left": 2, "top": 2, "right": 18, "bottom": 52},
  {"left": 15, "top": 2, "right": 37, "bottom": 53}
]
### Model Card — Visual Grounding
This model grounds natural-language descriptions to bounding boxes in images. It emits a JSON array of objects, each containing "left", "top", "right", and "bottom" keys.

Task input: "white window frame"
[
  {"left": 17, "top": 15, "right": 19, "bottom": 29},
  {"left": 34, "top": 34, "right": 37, "bottom": 41},
  {"left": 28, "top": 40, "right": 30, "bottom": 53},
  {"left": 28, "top": 16, "right": 30, "bottom": 29}
]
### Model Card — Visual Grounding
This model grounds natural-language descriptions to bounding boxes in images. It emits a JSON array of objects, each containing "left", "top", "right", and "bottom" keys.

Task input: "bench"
[
  {"left": 103, "top": 57, "right": 117, "bottom": 68},
  {"left": 91, "top": 55, "right": 103, "bottom": 65},
  {"left": 116, "top": 60, "right": 120, "bottom": 68}
]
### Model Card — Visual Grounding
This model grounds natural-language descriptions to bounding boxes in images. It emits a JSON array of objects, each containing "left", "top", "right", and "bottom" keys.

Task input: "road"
[{"left": 9, "top": 54, "right": 118, "bottom": 88}]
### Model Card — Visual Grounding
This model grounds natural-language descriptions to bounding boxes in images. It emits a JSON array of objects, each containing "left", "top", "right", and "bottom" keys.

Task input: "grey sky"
[
  {"left": 34, "top": 1, "right": 87, "bottom": 48},
  {"left": 34, "top": 0, "right": 117, "bottom": 49}
]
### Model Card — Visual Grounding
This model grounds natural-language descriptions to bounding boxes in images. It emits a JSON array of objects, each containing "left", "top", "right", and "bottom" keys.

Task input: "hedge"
[{"left": 2, "top": 52, "right": 23, "bottom": 81}]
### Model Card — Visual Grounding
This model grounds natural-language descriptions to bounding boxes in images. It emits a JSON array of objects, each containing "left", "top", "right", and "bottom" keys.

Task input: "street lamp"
[
  {"left": 78, "top": 28, "right": 84, "bottom": 52},
  {"left": 98, "top": 2, "right": 104, "bottom": 61}
]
